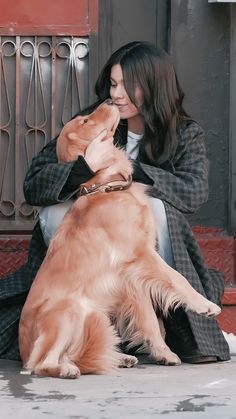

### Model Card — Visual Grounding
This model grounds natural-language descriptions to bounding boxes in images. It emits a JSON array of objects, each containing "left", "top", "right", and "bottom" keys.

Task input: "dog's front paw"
[
  {"left": 154, "top": 348, "right": 181, "bottom": 366},
  {"left": 118, "top": 353, "right": 138, "bottom": 368}
]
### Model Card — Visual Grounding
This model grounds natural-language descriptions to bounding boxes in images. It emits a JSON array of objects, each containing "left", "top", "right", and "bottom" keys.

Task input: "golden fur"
[{"left": 19, "top": 100, "right": 221, "bottom": 378}]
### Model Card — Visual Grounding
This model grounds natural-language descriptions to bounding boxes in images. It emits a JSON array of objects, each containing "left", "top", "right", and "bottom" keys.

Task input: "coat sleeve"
[
  {"left": 140, "top": 122, "right": 209, "bottom": 214},
  {"left": 23, "top": 139, "right": 93, "bottom": 206}
]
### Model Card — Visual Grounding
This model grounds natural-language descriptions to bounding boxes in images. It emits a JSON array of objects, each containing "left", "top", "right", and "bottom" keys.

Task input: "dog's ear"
[
  {"left": 67, "top": 132, "right": 94, "bottom": 150},
  {"left": 57, "top": 132, "right": 87, "bottom": 163}
]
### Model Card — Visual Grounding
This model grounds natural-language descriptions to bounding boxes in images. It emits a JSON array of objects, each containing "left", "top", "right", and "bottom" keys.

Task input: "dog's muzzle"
[{"left": 105, "top": 98, "right": 113, "bottom": 106}]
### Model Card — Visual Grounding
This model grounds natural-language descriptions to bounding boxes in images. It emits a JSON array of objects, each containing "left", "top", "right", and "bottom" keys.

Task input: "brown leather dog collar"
[{"left": 78, "top": 174, "right": 132, "bottom": 196}]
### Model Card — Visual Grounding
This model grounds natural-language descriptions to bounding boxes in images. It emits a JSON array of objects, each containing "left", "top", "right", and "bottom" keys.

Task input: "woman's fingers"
[{"left": 84, "top": 132, "right": 115, "bottom": 172}]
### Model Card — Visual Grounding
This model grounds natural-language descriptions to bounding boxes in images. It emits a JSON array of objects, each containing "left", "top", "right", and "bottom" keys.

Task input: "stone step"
[
  {"left": 193, "top": 226, "right": 235, "bottom": 286},
  {"left": 0, "top": 229, "right": 235, "bottom": 334},
  {"left": 217, "top": 287, "right": 236, "bottom": 335},
  {"left": 0, "top": 236, "right": 29, "bottom": 277}
]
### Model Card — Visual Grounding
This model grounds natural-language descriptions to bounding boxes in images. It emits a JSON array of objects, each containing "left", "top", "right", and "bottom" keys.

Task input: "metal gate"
[
  {"left": 0, "top": 0, "right": 98, "bottom": 232},
  {"left": 0, "top": 35, "right": 89, "bottom": 232}
]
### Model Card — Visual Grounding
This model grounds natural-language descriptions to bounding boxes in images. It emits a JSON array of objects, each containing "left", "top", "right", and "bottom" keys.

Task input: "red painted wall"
[{"left": 0, "top": 0, "right": 98, "bottom": 35}]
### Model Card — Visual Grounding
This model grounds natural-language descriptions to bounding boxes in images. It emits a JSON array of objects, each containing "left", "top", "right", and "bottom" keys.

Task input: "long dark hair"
[{"left": 95, "top": 41, "right": 189, "bottom": 164}]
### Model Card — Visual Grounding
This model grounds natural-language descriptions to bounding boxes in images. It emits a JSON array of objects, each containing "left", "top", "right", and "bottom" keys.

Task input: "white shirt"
[{"left": 126, "top": 130, "right": 144, "bottom": 159}]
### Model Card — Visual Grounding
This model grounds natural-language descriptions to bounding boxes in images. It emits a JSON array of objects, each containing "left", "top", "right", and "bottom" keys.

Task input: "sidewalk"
[{"left": 0, "top": 357, "right": 236, "bottom": 419}]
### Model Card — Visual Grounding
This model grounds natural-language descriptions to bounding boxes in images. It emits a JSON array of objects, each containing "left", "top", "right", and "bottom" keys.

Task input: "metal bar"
[
  {"left": 15, "top": 36, "right": 21, "bottom": 220},
  {"left": 156, "top": 0, "right": 170, "bottom": 51},
  {"left": 229, "top": 4, "right": 236, "bottom": 234},
  {"left": 51, "top": 36, "right": 56, "bottom": 139}
]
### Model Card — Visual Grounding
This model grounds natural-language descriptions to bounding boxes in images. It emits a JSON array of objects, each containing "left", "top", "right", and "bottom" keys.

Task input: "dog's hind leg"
[{"left": 26, "top": 306, "right": 81, "bottom": 378}]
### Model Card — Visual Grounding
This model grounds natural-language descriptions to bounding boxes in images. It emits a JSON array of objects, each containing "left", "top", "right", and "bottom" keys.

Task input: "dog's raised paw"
[
  {"left": 198, "top": 301, "right": 221, "bottom": 318},
  {"left": 189, "top": 296, "right": 222, "bottom": 318}
]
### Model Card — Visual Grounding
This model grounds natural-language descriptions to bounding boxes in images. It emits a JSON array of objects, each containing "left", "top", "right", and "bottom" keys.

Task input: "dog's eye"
[{"left": 84, "top": 119, "right": 88, "bottom": 123}]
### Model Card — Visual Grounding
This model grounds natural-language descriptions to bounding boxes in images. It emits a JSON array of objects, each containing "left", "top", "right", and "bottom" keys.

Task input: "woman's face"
[{"left": 109, "top": 64, "right": 143, "bottom": 121}]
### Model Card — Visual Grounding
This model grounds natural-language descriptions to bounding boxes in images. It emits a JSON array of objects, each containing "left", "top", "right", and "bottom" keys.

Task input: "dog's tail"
[{"left": 73, "top": 312, "right": 121, "bottom": 374}]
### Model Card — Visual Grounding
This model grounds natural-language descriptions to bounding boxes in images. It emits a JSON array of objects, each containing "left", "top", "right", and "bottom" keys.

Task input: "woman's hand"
[{"left": 84, "top": 130, "right": 116, "bottom": 172}]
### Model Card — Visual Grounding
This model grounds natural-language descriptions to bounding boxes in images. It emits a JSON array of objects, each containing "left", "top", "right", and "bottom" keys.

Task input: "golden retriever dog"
[{"left": 19, "top": 99, "right": 221, "bottom": 378}]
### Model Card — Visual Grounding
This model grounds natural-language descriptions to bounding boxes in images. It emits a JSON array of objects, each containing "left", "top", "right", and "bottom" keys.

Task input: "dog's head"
[{"left": 56, "top": 99, "right": 120, "bottom": 163}]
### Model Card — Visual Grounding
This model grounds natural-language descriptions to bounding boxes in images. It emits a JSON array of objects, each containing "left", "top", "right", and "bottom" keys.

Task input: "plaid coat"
[{"left": 0, "top": 119, "right": 230, "bottom": 361}]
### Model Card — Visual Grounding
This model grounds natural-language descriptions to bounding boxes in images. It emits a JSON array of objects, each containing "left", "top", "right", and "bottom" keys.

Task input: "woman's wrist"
[{"left": 61, "top": 156, "right": 95, "bottom": 194}]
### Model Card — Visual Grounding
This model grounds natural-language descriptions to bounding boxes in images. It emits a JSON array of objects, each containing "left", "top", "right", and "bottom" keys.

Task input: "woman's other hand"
[{"left": 84, "top": 130, "right": 115, "bottom": 172}]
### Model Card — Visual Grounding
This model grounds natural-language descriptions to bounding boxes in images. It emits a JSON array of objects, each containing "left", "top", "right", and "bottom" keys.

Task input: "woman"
[{"left": 0, "top": 41, "right": 230, "bottom": 363}]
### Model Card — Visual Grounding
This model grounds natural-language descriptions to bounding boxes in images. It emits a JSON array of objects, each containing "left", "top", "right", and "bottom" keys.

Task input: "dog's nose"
[{"left": 105, "top": 98, "right": 113, "bottom": 106}]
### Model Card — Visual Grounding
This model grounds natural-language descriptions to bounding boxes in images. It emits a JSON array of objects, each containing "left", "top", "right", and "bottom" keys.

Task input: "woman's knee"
[
  {"left": 147, "top": 197, "right": 175, "bottom": 267},
  {"left": 38, "top": 200, "right": 74, "bottom": 246}
]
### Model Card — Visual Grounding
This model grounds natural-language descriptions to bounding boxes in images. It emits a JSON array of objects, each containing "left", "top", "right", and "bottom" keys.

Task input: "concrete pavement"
[{"left": 0, "top": 356, "right": 236, "bottom": 419}]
